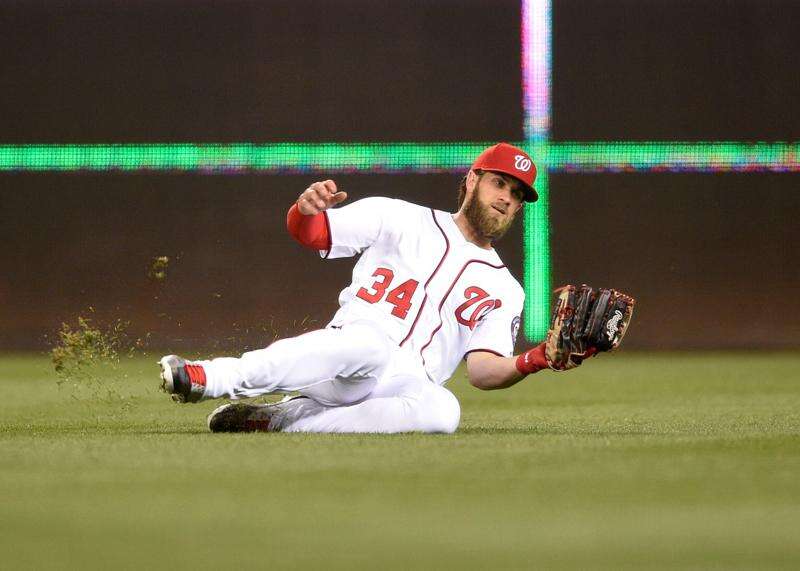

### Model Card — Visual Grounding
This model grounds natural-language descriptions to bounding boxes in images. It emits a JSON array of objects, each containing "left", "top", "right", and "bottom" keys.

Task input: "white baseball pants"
[{"left": 198, "top": 321, "right": 461, "bottom": 434}]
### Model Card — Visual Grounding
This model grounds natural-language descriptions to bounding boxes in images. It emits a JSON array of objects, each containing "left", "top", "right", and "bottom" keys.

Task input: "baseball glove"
[{"left": 545, "top": 284, "right": 635, "bottom": 371}]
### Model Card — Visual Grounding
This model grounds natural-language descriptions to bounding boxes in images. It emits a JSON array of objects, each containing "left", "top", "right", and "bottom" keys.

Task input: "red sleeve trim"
[
  {"left": 515, "top": 342, "right": 548, "bottom": 375},
  {"left": 286, "top": 203, "right": 332, "bottom": 252}
]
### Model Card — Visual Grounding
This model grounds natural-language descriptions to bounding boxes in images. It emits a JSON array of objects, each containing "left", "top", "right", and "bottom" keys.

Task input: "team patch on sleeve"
[{"left": 511, "top": 315, "right": 521, "bottom": 348}]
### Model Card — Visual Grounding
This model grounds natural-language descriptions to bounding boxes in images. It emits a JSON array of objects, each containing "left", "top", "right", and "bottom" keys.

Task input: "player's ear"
[
  {"left": 465, "top": 169, "right": 479, "bottom": 195},
  {"left": 514, "top": 193, "right": 526, "bottom": 213}
]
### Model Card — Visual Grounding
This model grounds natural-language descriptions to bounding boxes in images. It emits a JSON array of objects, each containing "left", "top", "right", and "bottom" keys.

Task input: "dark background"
[
  {"left": 2, "top": 0, "right": 798, "bottom": 351},
  {"left": 0, "top": 0, "right": 523, "bottom": 142}
]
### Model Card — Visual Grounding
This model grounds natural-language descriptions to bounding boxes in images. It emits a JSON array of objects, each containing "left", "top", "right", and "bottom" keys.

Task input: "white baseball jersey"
[{"left": 321, "top": 197, "right": 524, "bottom": 385}]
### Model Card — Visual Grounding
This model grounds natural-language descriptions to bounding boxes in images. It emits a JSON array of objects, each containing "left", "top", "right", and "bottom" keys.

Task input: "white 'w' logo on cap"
[{"left": 514, "top": 155, "right": 532, "bottom": 172}]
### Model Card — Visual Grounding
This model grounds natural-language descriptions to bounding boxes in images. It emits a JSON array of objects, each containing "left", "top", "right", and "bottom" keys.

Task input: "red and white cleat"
[{"left": 158, "top": 355, "right": 207, "bottom": 403}]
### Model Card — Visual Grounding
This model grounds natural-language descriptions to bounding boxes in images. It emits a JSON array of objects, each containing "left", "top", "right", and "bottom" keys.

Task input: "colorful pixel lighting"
[{"left": 2, "top": 0, "right": 798, "bottom": 341}]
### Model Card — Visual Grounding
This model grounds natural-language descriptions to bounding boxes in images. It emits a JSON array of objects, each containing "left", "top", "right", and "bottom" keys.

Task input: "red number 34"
[{"left": 356, "top": 267, "right": 419, "bottom": 319}]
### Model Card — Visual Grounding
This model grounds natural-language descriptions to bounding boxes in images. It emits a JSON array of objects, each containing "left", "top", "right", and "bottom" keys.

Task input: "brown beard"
[{"left": 462, "top": 187, "right": 516, "bottom": 241}]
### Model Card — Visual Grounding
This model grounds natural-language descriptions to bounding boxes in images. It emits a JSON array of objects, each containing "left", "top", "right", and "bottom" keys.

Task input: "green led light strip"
[
  {"left": 0, "top": 143, "right": 490, "bottom": 172},
  {"left": 2, "top": 142, "right": 797, "bottom": 172},
  {"left": 547, "top": 142, "right": 800, "bottom": 172},
  {"left": 523, "top": 169, "right": 550, "bottom": 339}
]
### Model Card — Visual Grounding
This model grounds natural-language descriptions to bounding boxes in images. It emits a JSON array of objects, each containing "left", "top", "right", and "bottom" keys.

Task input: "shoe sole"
[
  {"left": 158, "top": 355, "right": 176, "bottom": 393},
  {"left": 159, "top": 355, "right": 188, "bottom": 402},
  {"left": 207, "top": 402, "right": 275, "bottom": 433},
  {"left": 207, "top": 403, "right": 234, "bottom": 431}
]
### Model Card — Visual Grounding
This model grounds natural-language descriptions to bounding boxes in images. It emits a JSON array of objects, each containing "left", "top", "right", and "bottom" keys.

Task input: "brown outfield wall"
[{"left": 1, "top": 172, "right": 798, "bottom": 351}]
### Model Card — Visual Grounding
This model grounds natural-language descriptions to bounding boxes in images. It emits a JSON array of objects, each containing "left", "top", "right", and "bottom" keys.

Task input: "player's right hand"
[{"left": 297, "top": 179, "right": 348, "bottom": 215}]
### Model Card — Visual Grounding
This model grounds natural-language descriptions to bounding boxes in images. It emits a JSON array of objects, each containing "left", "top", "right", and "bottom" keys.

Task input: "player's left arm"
[
  {"left": 468, "top": 284, "right": 636, "bottom": 388},
  {"left": 466, "top": 343, "right": 547, "bottom": 390},
  {"left": 463, "top": 285, "right": 548, "bottom": 390}
]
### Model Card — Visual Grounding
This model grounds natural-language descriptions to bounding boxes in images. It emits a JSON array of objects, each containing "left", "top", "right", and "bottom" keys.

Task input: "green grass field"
[{"left": 1, "top": 352, "right": 798, "bottom": 570}]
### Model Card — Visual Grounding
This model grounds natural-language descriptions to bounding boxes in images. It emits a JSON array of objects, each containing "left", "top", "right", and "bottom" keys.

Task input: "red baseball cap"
[{"left": 471, "top": 142, "right": 538, "bottom": 202}]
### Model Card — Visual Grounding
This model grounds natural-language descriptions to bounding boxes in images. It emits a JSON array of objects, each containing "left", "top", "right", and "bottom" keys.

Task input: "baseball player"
[{"left": 159, "top": 143, "right": 570, "bottom": 433}]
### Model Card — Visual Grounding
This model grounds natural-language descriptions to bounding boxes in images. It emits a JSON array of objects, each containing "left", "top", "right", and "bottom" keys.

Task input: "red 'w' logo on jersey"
[{"left": 455, "top": 286, "right": 502, "bottom": 330}]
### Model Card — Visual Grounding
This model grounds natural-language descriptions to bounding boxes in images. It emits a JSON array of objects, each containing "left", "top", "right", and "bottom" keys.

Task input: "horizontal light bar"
[
  {"left": 1, "top": 142, "right": 797, "bottom": 173},
  {"left": 546, "top": 141, "right": 800, "bottom": 172},
  {"left": 0, "top": 143, "right": 488, "bottom": 173}
]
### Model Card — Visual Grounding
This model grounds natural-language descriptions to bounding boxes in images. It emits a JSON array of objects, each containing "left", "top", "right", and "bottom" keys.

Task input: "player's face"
[{"left": 463, "top": 171, "right": 524, "bottom": 241}]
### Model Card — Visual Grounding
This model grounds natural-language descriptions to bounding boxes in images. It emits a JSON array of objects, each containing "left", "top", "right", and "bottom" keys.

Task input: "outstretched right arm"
[{"left": 287, "top": 182, "right": 393, "bottom": 259}]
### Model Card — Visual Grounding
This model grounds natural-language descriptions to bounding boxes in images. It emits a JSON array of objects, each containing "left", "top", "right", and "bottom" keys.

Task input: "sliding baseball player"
[{"left": 159, "top": 142, "right": 634, "bottom": 433}]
